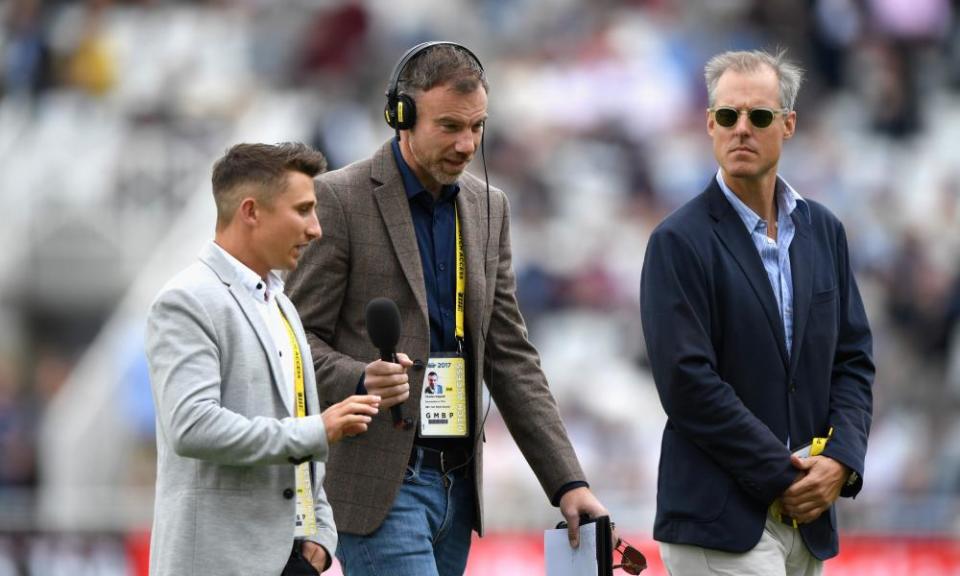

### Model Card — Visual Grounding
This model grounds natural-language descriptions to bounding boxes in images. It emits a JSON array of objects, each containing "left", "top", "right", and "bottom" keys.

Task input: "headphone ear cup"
[
  {"left": 394, "top": 94, "right": 417, "bottom": 130},
  {"left": 384, "top": 100, "right": 397, "bottom": 129}
]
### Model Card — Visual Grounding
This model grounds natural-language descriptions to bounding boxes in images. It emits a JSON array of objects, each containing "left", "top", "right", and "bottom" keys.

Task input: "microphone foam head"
[{"left": 365, "top": 297, "right": 401, "bottom": 350}]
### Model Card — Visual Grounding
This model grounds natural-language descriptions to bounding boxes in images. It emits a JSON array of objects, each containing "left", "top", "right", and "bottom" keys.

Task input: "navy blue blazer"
[{"left": 640, "top": 178, "right": 874, "bottom": 560}]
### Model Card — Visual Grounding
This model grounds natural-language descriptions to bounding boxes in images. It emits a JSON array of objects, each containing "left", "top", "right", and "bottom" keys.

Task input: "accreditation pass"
[
  {"left": 420, "top": 355, "right": 467, "bottom": 437},
  {"left": 293, "top": 463, "right": 317, "bottom": 537}
]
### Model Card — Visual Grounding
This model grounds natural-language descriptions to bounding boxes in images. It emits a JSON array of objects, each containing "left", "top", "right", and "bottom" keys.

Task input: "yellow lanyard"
[
  {"left": 418, "top": 210, "right": 469, "bottom": 438},
  {"left": 455, "top": 207, "right": 465, "bottom": 345},
  {"left": 280, "top": 313, "right": 307, "bottom": 418},
  {"left": 279, "top": 310, "right": 317, "bottom": 536}
]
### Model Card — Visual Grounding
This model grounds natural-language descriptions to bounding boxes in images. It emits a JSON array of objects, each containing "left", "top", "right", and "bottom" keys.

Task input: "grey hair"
[
  {"left": 704, "top": 49, "right": 804, "bottom": 110},
  {"left": 397, "top": 44, "right": 488, "bottom": 97}
]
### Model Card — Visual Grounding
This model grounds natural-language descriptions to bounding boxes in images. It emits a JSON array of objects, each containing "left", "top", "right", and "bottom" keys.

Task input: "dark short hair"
[
  {"left": 211, "top": 142, "right": 327, "bottom": 229},
  {"left": 397, "top": 44, "right": 488, "bottom": 97},
  {"left": 428, "top": 371, "right": 438, "bottom": 377}
]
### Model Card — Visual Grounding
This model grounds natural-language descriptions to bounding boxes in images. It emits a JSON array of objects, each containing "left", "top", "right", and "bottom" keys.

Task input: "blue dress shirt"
[
  {"left": 391, "top": 138, "right": 460, "bottom": 354},
  {"left": 716, "top": 171, "right": 808, "bottom": 356}
]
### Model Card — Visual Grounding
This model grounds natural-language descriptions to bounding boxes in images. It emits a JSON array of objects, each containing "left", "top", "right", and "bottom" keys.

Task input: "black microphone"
[{"left": 365, "top": 298, "right": 413, "bottom": 430}]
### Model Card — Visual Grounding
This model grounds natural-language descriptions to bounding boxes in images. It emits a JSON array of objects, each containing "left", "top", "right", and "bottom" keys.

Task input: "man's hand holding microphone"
[
  {"left": 363, "top": 354, "right": 412, "bottom": 413},
  {"left": 365, "top": 297, "right": 413, "bottom": 430}
]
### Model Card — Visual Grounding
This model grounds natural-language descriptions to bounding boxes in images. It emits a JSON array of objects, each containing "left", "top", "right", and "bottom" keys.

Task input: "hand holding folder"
[{"left": 545, "top": 515, "right": 647, "bottom": 575}]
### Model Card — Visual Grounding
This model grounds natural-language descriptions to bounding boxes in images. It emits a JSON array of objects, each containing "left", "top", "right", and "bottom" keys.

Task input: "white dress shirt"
[{"left": 213, "top": 243, "right": 295, "bottom": 414}]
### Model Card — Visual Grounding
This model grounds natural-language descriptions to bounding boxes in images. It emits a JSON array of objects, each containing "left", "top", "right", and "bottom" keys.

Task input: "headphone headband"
[
  {"left": 385, "top": 40, "right": 484, "bottom": 101},
  {"left": 383, "top": 41, "right": 484, "bottom": 131}
]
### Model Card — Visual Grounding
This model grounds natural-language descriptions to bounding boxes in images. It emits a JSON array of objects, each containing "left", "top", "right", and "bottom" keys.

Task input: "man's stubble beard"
[{"left": 409, "top": 132, "right": 463, "bottom": 187}]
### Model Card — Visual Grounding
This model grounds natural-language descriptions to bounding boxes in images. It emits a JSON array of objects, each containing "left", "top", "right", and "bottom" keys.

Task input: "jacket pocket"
[{"left": 658, "top": 433, "right": 731, "bottom": 522}]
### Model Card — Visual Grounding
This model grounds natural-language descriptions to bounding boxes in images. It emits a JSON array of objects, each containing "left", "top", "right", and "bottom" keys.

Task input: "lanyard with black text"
[
  {"left": 421, "top": 207, "right": 468, "bottom": 438},
  {"left": 280, "top": 311, "right": 318, "bottom": 537}
]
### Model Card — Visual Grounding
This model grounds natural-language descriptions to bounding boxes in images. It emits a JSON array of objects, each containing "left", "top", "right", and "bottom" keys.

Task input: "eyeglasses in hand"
[{"left": 613, "top": 536, "right": 647, "bottom": 574}]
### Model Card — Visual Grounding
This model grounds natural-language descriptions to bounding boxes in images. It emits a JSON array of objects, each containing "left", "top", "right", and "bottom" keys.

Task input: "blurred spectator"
[
  {"left": 947, "top": 275, "right": 960, "bottom": 398},
  {"left": 861, "top": 0, "right": 953, "bottom": 137},
  {"left": 65, "top": 0, "right": 117, "bottom": 96},
  {"left": 809, "top": 0, "right": 864, "bottom": 91},
  {"left": 0, "top": 356, "right": 35, "bottom": 488},
  {"left": 884, "top": 230, "right": 955, "bottom": 357},
  {"left": 296, "top": 0, "right": 369, "bottom": 79},
  {"left": 0, "top": 0, "right": 54, "bottom": 99}
]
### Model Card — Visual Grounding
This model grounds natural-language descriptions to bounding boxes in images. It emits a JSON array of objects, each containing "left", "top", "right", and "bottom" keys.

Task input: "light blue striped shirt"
[{"left": 716, "top": 171, "right": 807, "bottom": 356}]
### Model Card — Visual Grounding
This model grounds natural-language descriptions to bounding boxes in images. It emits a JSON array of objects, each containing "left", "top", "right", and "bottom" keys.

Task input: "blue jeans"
[{"left": 336, "top": 449, "right": 475, "bottom": 576}]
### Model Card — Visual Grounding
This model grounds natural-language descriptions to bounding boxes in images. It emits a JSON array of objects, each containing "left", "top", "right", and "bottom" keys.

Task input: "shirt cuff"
[{"left": 551, "top": 481, "right": 589, "bottom": 507}]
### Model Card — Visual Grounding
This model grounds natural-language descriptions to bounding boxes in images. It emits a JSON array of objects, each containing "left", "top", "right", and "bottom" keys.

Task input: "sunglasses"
[
  {"left": 710, "top": 106, "right": 787, "bottom": 128},
  {"left": 614, "top": 536, "right": 647, "bottom": 574}
]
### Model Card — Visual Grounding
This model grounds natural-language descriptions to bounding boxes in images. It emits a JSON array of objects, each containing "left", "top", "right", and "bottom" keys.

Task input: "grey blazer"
[
  {"left": 145, "top": 242, "right": 336, "bottom": 576},
  {"left": 286, "top": 140, "right": 585, "bottom": 536}
]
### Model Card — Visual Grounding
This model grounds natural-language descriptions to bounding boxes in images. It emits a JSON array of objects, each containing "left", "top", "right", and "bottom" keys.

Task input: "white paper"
[{"left": 544, "top": 524, "right": 597, "bottom": 576}]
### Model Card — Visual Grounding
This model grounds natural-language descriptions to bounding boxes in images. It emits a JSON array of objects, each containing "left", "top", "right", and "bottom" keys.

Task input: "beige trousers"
[{"left": 659, "top": 513, "right": 824, "bottom": 576}]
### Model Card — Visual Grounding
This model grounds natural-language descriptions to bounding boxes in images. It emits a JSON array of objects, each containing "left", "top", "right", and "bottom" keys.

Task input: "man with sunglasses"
[{"left": 640, "top": 50, "right": 874, "bottom": 575}]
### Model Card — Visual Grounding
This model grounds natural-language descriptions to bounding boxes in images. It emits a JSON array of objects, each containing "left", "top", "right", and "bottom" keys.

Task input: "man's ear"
[
  {"left": 237, "top": 197, "right": 259, "bottom": 225},
  {"left": 783, "top": 110, "right": 797, "bottom": 140}
]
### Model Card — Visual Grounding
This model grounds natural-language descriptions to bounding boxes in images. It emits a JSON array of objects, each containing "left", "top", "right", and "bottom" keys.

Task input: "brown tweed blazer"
[{"left": 286, "top": 140, "right": 585, "bottom": 536}]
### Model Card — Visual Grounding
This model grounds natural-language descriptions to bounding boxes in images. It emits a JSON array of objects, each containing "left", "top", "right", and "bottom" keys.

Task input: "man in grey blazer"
[
  {"left": 146, "top": 143, "right": 381, "bottom": 576},
  {"left": 286, "top": 42, "right": 607, "bottom": 576}
]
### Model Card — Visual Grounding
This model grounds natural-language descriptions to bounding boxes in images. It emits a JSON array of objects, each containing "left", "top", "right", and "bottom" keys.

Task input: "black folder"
[{"left": 591, "top": 515, "right": 613, "bottom": 575}]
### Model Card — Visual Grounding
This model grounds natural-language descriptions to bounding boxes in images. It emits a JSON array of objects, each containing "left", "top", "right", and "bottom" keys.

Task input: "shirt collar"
[
  {"left": 212, "top": 242, "right": 285, "bottom": 303},
  {"left": 390, "top": 137, "right": 460, "bottom": 203},
  {"left": 715, "top": 169, "right": 808, "bottom": 232}
]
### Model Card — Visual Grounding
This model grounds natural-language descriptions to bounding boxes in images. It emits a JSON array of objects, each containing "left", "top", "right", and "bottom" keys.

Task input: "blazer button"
[
  {"left": 283, "top": 488, "right": 294, "bottom": 500},
  {"left": 412, "top": 359, "right": 425, "bottom": 371}
]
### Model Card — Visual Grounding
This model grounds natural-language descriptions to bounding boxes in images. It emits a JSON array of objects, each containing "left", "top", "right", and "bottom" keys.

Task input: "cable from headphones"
[{"left": 434, "top": 93, "right": 495, "bottom": 478}]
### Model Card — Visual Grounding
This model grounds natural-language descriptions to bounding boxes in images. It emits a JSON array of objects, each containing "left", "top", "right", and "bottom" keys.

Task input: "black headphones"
[{"left": 383, "top": 40, "right": 485, "bottom": 131}]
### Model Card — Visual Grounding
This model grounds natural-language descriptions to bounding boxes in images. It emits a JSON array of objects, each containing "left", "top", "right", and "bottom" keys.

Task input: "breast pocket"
[
  {"left": 805, "top": 286, "right": 839, "bottom": 354},
  {"left": 811, "top": 286, "right": 837, "bottom": 304}
]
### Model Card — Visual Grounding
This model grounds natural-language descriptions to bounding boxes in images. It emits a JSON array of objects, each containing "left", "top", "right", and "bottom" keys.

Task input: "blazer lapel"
[
  {"left": 370, "top": 142, "right": 430, "bottom": 328},
  {"left": 456, "top": 183, "right": 486, "bottom": 346},
  {"left": 707, "top": 183, "right": 789, "bottom": 365},
  {"left": 199, "top": 243, "right": 291, "bottom": 416},
  {"left": 787, "top": 208, "right": 813, "bottom": 378}
]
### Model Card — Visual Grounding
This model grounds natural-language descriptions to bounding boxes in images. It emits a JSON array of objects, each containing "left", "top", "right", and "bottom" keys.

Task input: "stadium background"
[{"left": 2, "top": 0, "right": 960, "bottom": 573}]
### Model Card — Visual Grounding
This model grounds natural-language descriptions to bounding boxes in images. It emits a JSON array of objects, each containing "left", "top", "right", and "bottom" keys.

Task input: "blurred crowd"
[{"left": 3, "top": 0, "right": 960, "bottom": 546}]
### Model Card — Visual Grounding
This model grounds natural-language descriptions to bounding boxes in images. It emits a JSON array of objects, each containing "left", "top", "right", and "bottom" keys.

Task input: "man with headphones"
[{"left": 286, "top": 42, "right": 608, "bottom": 575}]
